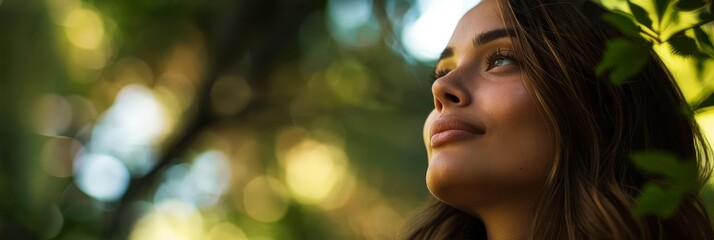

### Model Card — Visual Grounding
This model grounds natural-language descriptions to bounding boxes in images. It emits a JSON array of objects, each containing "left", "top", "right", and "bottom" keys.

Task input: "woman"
[{"left": 404, "top": 0, "right": 714, "bottom": 239}]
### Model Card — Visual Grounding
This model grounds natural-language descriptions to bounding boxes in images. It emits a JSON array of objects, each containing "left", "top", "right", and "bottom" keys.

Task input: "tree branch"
[{"left": 663, "top": 18, "right": 714, "bottom": 42}]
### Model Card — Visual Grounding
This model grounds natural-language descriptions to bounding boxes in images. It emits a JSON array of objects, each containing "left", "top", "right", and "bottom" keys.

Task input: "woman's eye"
[
  {"left": 485, "top": 49, "right": 518, "bottom": 71},
  {"left": 492, "top": 58, "right": 514, "bottom": 68},
  {"left": 431, "top": 69, "right": 451, "bottom": 82}
]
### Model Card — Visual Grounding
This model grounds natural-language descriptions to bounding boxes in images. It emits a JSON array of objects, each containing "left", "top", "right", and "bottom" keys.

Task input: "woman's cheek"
[{"left": 424, "top": 109, "right": 438, "bottom": 159}]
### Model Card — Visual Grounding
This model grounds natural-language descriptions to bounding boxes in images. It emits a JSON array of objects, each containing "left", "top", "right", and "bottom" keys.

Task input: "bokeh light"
[
  {"left": 327, "top": 0, "right": 372, "bottom": 29},
  {"left": 73, "top": 153, "right": 130, "bottom": 202},
  {"left": 130, "top": 200, "right": 204, "bottom": 240},
  {"left": 154, "top": 150, "right": 232, "bottom": 208},
  {"left": 401, "top": 0, "right": 479, "bottom": 61},
  {"left": 283, "top": 139, "right": 346, "bottom": 203},
  {"left": 82, "top": 83, "right": 174, "bottom": 177},
  {"left": 276, "top": 127, "right": 353, "bottom": 207},
  {"left": 326, "top": 0, "right": 380, "bottom": 48},
  {"left": 107, "top": 84, "right": 168, "bottom": 144},
  {"left": 358, "top": 203, "right": 405, "bottom": 239},
  {"left": 113, "top": 58, "right": 154, "bottom": 85},
  {"left": 325, "top": 59, "right": 372, "bottom": 105},
  {"left": 68, "top": 42, "right": 111, "bottom": 70},
  {"left": 191, "top": 151, "right": 232, "bottom": 200},
  {"left": 206, "top": 222, "right": 248, "bottom": 240},
  {"left": 32, "top": 94, "right": 72, "bottom": 136},
  {"left": 63, "top": 8, "right": 104, "bottom": 49},
  {"left": 7, "top": 0, "right": 714, "bottom": 239},
  {"left": 155, "top": 71, "right": 196, "bottom": 112},
  {"left": 66, "top": 95, "right": 98, "bottom": 130},
  {"left": 243, "top": 175, "right": 290, "bottom": 223},
  {"left": 46, "top": 0, "right": 81, "bottom": 25}
]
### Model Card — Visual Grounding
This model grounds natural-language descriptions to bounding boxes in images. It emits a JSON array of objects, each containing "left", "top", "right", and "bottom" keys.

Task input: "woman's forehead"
[{"left": 447, "top": 0, "right": 505, "bottom": 49}]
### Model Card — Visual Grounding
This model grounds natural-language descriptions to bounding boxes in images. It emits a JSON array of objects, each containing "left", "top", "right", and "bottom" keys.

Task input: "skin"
[{"left": 423, "top": 0, "right": 554, "bottom": 239}]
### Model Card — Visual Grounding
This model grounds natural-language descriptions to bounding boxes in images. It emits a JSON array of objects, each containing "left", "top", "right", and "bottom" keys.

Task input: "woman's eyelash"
[
  {"left": 484, "top": 48, "right": 517, "bottom": 70},
  {"left": 431, "top": 69, "right": 451, "bottom": 82},
  {"left": 431, "top": 49, "right": 516, "bottom": 82}
]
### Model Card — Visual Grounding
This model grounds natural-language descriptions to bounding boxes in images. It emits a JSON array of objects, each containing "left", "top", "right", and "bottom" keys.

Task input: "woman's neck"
[{"left": 467, "top": 196, "right": 537, "bottom": 240}]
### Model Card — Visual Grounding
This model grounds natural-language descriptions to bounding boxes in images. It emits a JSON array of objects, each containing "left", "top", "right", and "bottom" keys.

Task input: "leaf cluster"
[
  {"left": 631, "top": 151, "right": 698, "bottom": 218},
  {"left": 597, "top": 0, "right": 713, "bottom": 89},
  {"left": 596, "top": 0, "right": 713, "bottom": 220}
]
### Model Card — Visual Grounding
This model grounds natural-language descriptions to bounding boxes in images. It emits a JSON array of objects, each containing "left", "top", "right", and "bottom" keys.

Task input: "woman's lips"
[{"left": 429, "top": 116, "right": 485, "bottom": 148}]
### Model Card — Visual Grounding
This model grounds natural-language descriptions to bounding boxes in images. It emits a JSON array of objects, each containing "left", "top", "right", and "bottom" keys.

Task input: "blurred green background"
[{"left": 1, "top": 0, "right": 713, "bottom": 239}]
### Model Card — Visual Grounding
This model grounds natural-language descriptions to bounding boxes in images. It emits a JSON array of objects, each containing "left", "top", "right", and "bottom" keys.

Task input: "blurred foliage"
[
  {"left": 0, "top": 0, "right": 436, "bottom": 239},
  {"left": 631, "top": 151, "right": 698, "bottom": 218},
  {"left": 597, "top": 0, "right": 714, "bottom": 220},
  {"left": 1, "top": 0, "right": 714, "bottom": 239},
  {"left": 598, "top": 0, "right": 714, "bottom": 87}
]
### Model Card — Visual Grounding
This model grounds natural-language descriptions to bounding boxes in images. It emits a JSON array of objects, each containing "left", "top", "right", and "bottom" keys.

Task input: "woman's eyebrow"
[
  {"left": 436, "top": 28, "right": 516, "bottom": 67},
  {"left": 437, "top": 47, "right": 454, "bottom": 65},
  {"left": 473, "top": 28, "right": 516, "bottom": 46}
]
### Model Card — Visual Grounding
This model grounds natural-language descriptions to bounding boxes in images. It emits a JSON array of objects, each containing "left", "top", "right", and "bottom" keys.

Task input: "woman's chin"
[{"left": 426, "top": 172, "right": 489, "bottom": 209}]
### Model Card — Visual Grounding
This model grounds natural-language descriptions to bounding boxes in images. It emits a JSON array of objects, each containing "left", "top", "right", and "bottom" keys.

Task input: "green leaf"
[
  {"left": 631, "top": 151, "right": 680, "bottom": 173},
  {"left": 596, "top": 38, "right": 651, "bottom": 84},
  {"left": 628, "top": 2, "right": 653, "bottom": 30},
  {"left": 654, "top": 0, "right": 671, "bottom": 22},
  {"left": 693, "top": 27, "right": 714, "bottom": 49},
  {"left": 631, "top": 151, "right": 698, "bottom": 189},
  {"left": 602, "top": 11, "right": 640, "bottom": 38},
  {"left": 696, "top": 92, "right": 714, "bottom": 110},
  {"left": 699, "top": 12, "right": 714, "bottom": 23},
  {"left": 634, "top": 184, "right": 684, "bottom": 218},
  {"left": 676, "top": 0, "right": 707, "bottom": 11},
  {"left": 693, "top": 27, "right": 714, "bottom": 57},
  {"left": 667, "top": 32, "right": 701, "bottom": 57},
  {"left": 632, "top": 150, "right": 700, "bottom": 219}
]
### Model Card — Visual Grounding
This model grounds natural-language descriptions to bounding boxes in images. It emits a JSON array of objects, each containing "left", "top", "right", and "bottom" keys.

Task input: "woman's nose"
[{"left": 431, "top": 73, "right": 470, "bottom": 113}]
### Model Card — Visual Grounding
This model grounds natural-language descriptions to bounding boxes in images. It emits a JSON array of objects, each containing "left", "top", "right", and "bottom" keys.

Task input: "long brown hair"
[{"left": 404, "top": 0, "right": 714, "bottom": 239}]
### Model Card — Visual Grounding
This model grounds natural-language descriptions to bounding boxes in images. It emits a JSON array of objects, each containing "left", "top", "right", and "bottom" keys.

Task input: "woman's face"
[{"left": 423, "top": 0, "right": 554, "bottom": 209}]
